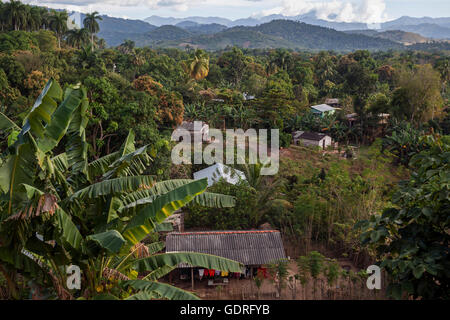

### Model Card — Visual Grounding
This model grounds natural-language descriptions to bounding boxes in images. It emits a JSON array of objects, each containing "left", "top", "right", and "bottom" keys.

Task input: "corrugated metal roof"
[
  {"left": 298, "top": 131, "right": 329, "bottom": 141},
  {"left": 166, "top": 230, "right": 286, "bottom": 267},
  {"left": 193, "top": 163, "right": 246, "bottom": 187},
  {"left": 310, "top": 104, "right": 335, "bottom": 113}
]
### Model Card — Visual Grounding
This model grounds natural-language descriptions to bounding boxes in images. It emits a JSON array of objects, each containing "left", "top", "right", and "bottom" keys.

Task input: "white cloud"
[
  {"left": 23, "top": 0, "right": 389, "bottom": 23},
  {"left": 259, "top": 0, "right": 389, "bottom": 23}
]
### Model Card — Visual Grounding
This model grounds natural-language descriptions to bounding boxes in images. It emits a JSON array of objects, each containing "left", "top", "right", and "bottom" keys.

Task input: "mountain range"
[
  {"left": 87, "top": 12, "right": 450, "bottom": 50},
  {"left": 144, "top": 13, "right": 450, "bottom": 38}
]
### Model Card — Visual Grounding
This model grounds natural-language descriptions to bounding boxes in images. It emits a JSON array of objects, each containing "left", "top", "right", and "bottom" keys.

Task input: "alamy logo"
[
  {"left": 366, "top": 265, "right": 381, "bottom": 290},
  {"left": 66, "top": 265, "right": 81, "bottom": 290},
  {"left": 171, "top": 121, "right": 279, "bottom": 175}
]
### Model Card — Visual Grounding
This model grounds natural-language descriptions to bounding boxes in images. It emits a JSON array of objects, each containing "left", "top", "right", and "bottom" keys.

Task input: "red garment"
[
  {"left": 209, "top": 269, "right": 215, "bottom": 277},
  {"left": 261, "top": 267, "right": 267, "bottom": 278},
  {"left": 257, "top": 268, "right": 268, "bottom": 278}
]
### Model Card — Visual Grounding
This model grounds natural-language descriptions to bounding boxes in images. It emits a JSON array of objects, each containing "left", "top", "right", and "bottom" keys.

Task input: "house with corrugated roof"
[
  {"left": 310, "top": 104, "right": 337, "bottom": 117},
  {"left": 292, "top": 131, "right": 332, "bottom": 149},
  {"left": 165, "top": 230, "right": 286, "bottom": 289},
  {"left": 193, "top": 163, "right": 246, "bottom": 187}
]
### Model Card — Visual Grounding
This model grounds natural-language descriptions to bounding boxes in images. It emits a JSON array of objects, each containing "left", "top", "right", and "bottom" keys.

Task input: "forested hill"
[{"left": 145, "top": 20, "right": 404, "bottom": 51}]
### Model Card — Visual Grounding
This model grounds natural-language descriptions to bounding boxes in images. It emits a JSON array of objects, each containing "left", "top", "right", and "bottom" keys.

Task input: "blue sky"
[{"left": 22, "top": 0, "right": 450, "bottom": 22}]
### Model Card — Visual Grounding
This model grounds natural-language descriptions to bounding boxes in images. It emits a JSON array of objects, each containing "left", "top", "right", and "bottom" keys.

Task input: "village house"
[
  {"left": 310, "top": 104, "right": 337, "bottom": 117},
  {"left": 292, "top": 131, "right": 333, "bottom": 149},
  {"left": 193, "top": 163, "right": 246, "bottom": 187},
  {"left": 165, "top": 230, "right": 286, "bottom": 289},
  {"left": 176, "top": 121, "right": 210, "bottom": 142}
]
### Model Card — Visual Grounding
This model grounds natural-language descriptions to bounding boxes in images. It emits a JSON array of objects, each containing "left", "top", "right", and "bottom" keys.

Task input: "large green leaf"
[
  {"left": 121, "top": 179, "right": 235, "bottom": 208},
  {"left": 147, "top": 241, "right": 165, "bottom": 255},
  {"left": 121, "top": 179, "right": 208, "bottom": 246},
  {"left": 102, "top": 145, "right": 150, "bottom": 180},
  {"left": 0, "top": 142, "right": 35, "bottom": 212},
  {"left": 86, "top": 230, "right": 125, "bottom": 254},
  {"left": 122, "top": 279, "right": 199, "bottom": 300},
  {"left": 154, "top": 222, "right": 173, "bottom": 232},
  {"left": 142, "top": 265, "right": 176, "bottom": 281},
  {"left": 37, "top": 86, "right": 86, "bottom": 153},
  {"left": 86, "top": 130, "right": 137, "bottom": 181},
  {"left": 69, "top": 175, "right": 155, "bottom": 200},
  {"left": 134, "top": 252, "right": 243, "bottom": 273},
  {"left": 87, "top": 151, "right": 119, "bottom": 181},
  {"left": 190, "top": 192, "right": 236, "bottom": 208},
  {"left": 65, "top": 90, "right": 89, "bottom": 176},
  {"left": 0, "top": 111, "right": 19, "bottom": 131},
  {"left": 54, "top": 207, "right": 83, "bottom": 249},
  {"left": 119, "top": 129, "right": 136, "bottom": 156},
  {"left": 51, "top": 153, "right": 69, "bottom": 173},
  {"left": 20, "top": 79, "right": 62, "bottom": 139}
]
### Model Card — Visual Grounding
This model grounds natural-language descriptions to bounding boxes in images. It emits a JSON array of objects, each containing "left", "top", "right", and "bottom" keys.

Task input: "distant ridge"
[
  {"left": 135, "top": 20, "right": 405, "bottom": 51},
  {"left": 60, "top": 9, "right": 450, "bottom": 49}
]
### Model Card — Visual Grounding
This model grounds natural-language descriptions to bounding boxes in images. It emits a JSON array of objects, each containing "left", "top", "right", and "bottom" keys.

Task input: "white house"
[
  {"left": 292, "top": 131, "right": 332, "bottom": 149},
  {"left": 310, "top": 104, "right": 337, "bottom": 117},
  {"left": 193, "top": 163, "right": 246, "bottom": 187}
]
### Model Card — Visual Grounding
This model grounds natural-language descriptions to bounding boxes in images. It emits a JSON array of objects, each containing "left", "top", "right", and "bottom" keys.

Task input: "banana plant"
[{"left": 0, "top": 79, "right": 242, "bottom": 300}]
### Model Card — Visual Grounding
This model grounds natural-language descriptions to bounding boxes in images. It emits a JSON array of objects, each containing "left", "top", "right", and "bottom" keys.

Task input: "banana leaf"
[
  {"left": 121, "top": 179, "right": 235, "bottom": 208},
  {"left": 121, "top": 179, "right": 208, "bottom": 246},
  {"left": 122, "top": 279, "right": 199, "bottom": 300},
  {"left": 86, "top": 230, "right": 125, "bottom": 254},
  {"left": 69, "top": 175, "right": 155, "bottom": 200},
  {"left": 54, "top": 207, "right": 83, "bottom": 249},
  {"left": 134, "top": 252, "right": 243, "bottom": 273},
  {"left": 0, "top": 142, "right": 35, "bottom": 211}
]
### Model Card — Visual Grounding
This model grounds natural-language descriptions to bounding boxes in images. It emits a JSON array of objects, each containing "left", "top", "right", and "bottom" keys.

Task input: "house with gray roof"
[
  {"left": 310, "top": 104, "right": 337, "bottom": 117},
  {"left": 165, "top": 230, "right": 286, "bottom": 288},
  {"left": 292, "top": 131, "right": 332, "bottom": 149}
]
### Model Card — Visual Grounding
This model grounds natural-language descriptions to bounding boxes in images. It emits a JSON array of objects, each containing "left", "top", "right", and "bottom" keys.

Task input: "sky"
[{"left": 21, "top": 0, "right": 450, "bottom": 23}]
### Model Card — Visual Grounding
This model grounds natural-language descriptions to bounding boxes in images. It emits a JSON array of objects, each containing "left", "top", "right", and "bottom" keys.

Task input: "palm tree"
[
  {"left": 66, "top": 28, "right": 89, "bottom": 49},
  {"left": 29, "top": 6, "right": 42, "bottom": 31},
  {"left": 118, "top": 40, "right": 135, "bottom": 54},
  {"left": 96, "top": 37, "right": 106, "bottom": 50},
  {"left": 39, "top": 7, "right": 50, "bottom": 30},
  {"left": 49, "top": 10, "right": 68, "bottom": 48},
  {"left": 5, "top": 0, "right": 24, "bottom": 31},
  {"left": 0, "top": 2, "right": 6, "bottom": 31},
  {"left": 20, "top": 2, "right": 30, "bottom": 31},
  {"left": 83, "top": 11, "right": 102, "bottom": 52},
  {"left": 182, "top": 49, "right": 210, "bottom": 80},
  {"left": 270, "top": 49, "right": 293, "bottom": 72}
]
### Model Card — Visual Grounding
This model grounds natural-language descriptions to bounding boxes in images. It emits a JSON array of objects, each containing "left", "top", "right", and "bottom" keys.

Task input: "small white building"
[
  {"left": 193, "top": 163, "right": 246, "bottom": 187},
  {"left": 292, "top": 131, "right": 332, "bottom": 149},
  {"left": 310, "top": 104, "right": 336, "bottom": 117}
]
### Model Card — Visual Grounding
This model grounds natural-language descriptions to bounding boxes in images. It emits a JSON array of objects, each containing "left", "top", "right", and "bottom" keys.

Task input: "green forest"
[{"left": 0, "top": 1, "right": 449, "bottom": 300}]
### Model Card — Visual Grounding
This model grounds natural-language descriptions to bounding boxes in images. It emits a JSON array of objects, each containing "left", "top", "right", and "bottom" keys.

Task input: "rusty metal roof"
[{"left": 166, "top": 230, "right": 286, "bottom": 267}]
